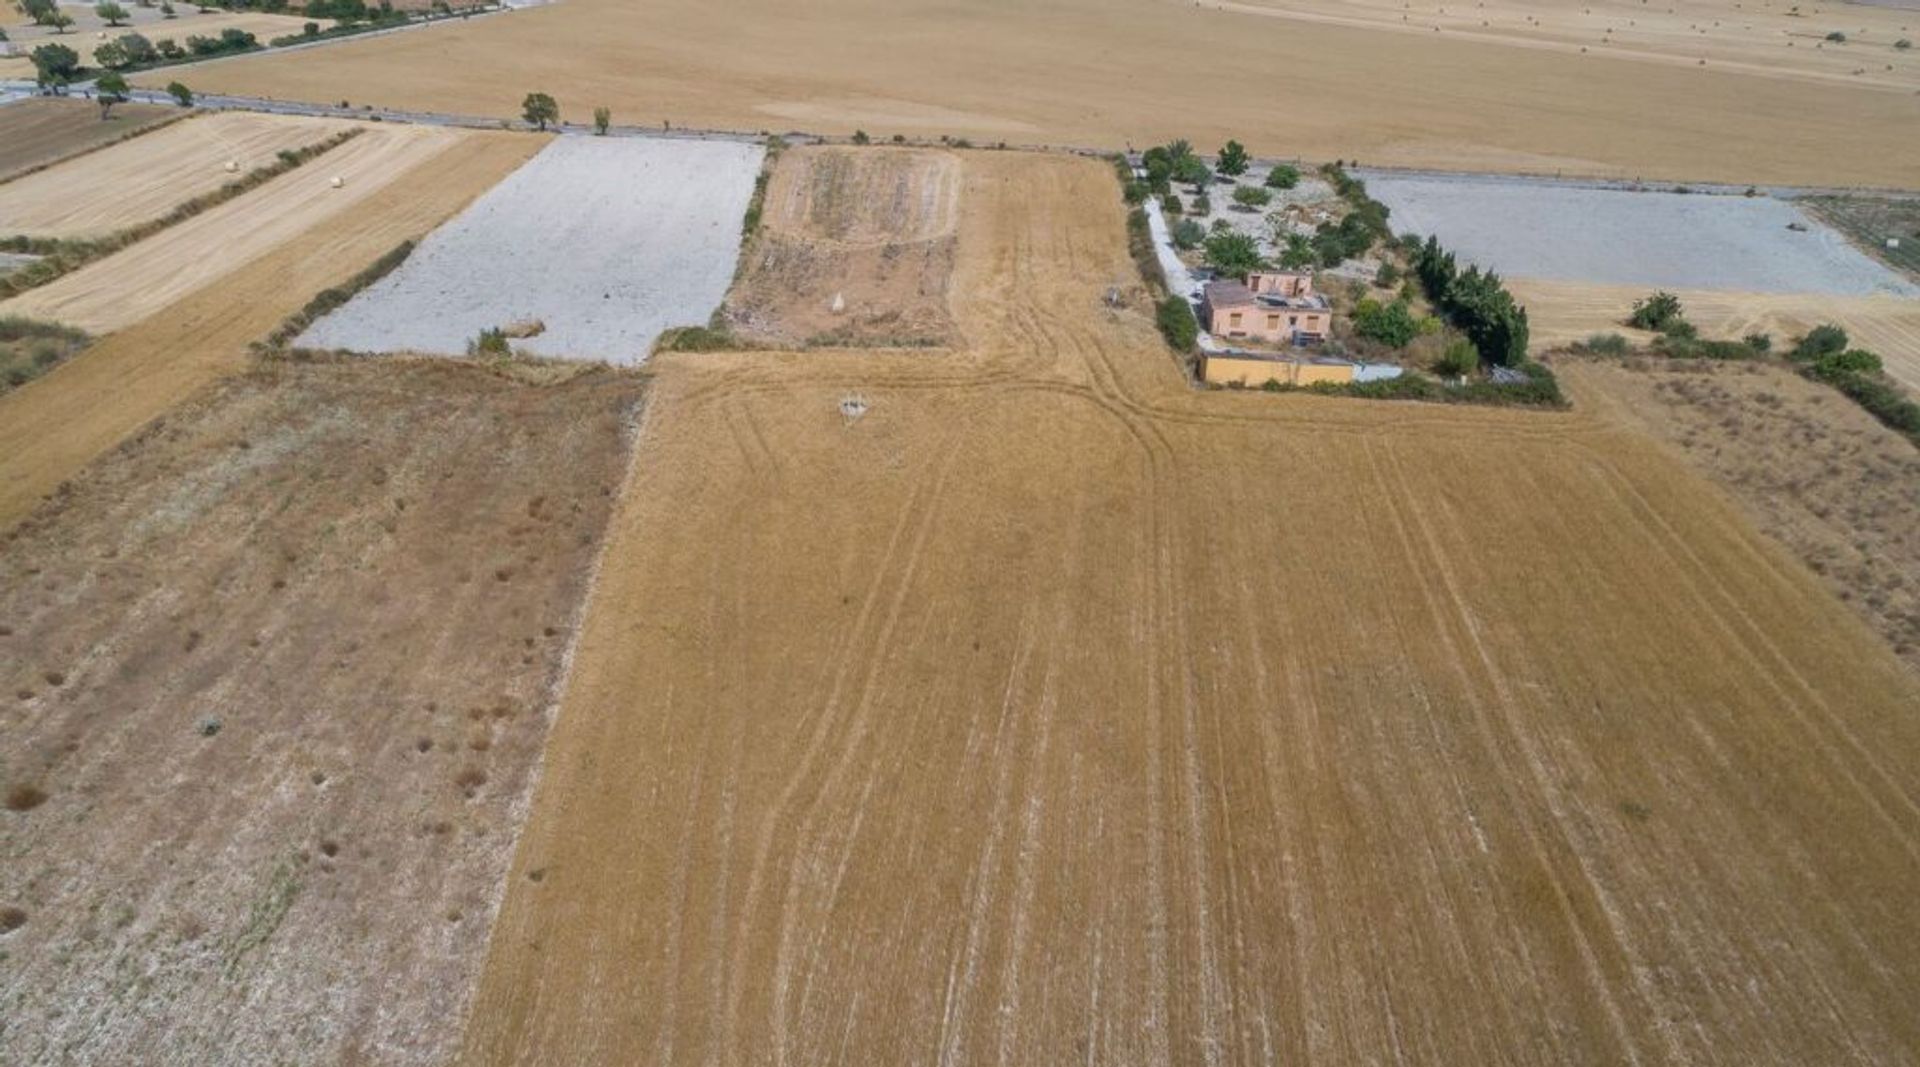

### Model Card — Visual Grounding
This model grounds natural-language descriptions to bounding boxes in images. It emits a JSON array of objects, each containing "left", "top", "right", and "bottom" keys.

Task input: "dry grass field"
[
  {"left": 0, "top": 358, "right": 647, "bottom": 1064},
  {"left": 460, "top": 151, "right": 1920, "bottom": 1063},
  {"left": 0, "top": 98, "right": 179, "bottom": 183},
  {"left": 723, "top": 145, "right": 961, "bottom": 348},
  {"left": 1512, "top": 278, "right": 1920, "bottom": 391},
  {"left": 0, "top": 10, "right": 321, "bottom": 79},
  {"left": 0, "top": 130, "right": 541, "bottom": 529},
  {"left": 0, "top": 123, "right": 468, "bottom": 335},
  {"left": 135, "top": 0, "right": 1920, "bottom": 187},
  {"left": 1563, "top": 356, "right": 1920, "bottom": 673},
  {"left": 0, "top": 112, "right": 356, "bottom": 239}
]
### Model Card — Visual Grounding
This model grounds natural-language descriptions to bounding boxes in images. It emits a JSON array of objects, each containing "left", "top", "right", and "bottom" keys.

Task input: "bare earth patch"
[
  {"left": 0, "top": 98, "right": 177, "bottom": 183},
  {"left": 0, "top": 358, "right": 646, "bottom": 1064},
  {"left": 1564, "top": 356, "right": 1920, "bottom": 673},
  {"left": 722, "top": 145, "right": 961, "bottom": 348}
]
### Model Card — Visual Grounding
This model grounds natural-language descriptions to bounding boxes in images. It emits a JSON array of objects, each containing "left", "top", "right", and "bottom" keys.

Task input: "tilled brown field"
[
  {"left": 723, "top": 145, "right": 960, "bottom": 348},
  {"left": 461, "top": 152, "right": 1920, "bottom": 1063},
  {"left": 0, "top": 98, "right": 179, "bottom": 183},
  {"left": 0, "top": 359, "right": 647, "bottom": 1063}
]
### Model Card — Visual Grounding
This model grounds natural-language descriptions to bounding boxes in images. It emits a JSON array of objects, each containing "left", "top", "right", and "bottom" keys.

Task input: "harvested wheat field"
[
  {"left": 0, "top": 122, "right": 469, "bottom": 335},
  {"left": 722, "top": 144, "right": 961, "bottom": 348},
  {"left": 461, "top": 151, "right": 1920, "bottom": 1063},
  {"left": 139, "top": 0, "right": 1920, "bottom": 187},
  {"left": 0, "top": 112, "right": 357, "bottom": 239},
  {"left": 0, "top": 130, "right": 541, "bottom": 529},
  {"left": 0, "top": 357, "right": 647, "bottom": 1064},
  {"left": 1563, "top": 356, "right": 1920, "bottom": 674},
  {"left": 0, "top": 98, "right": 179, "bottom": 183},
  {"left": 1513, "top": 278, "right": 1920, "bottom": 391}
]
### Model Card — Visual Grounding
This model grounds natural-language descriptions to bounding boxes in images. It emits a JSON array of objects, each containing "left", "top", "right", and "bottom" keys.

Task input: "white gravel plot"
[
  {"left": 1362, "top": 174, "right": 1919, "bottom": 297},
  {"left": 299, "top": 136, "right": 766, "bottom": 363}
]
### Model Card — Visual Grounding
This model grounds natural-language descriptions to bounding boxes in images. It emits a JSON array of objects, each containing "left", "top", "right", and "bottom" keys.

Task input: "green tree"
[
  {"left": 31, "top": 42, "right": 80, "bottom": 88},
  {"left": 95, "top": 71, "right": 129, "bottom": 119},
  {"left": 94, "top": 39, "right": 127, "bottom": 69},
  {"left": 521, "top": 91, "right": 559, "bottom": 131},
  {"left": 593, "top": 106, "right": 611, "bottom": 135},
  {"left": 1189, "top": 193, "right": 1210, "bottom": 217},
  {"left": 96, "top": 1, "right": 130, "bottom": 25},
  {"left": 1203, "top": 231, "right": 1263, "bottom": 276},
  {"left": 166, "top": 79, "right": 193, "bottom": 106},
  {"left": 1231, "top": 185, "right": 1271, "bottom": 210},
  {"left": 1278, "top": 232, "right": 1314, "bottom": 269},
  {"left": 1172, "top": 155, "right": 1210, "bottom": 186},
  {"left": 1627, "top": 291, "right": 1684, "bottom": 332},
  {"left": 851, "top": 128, "right": 870, "bottom": 144},
  {"left": 47, "top": 10, "right": 74, "bottom": 32},
  {"left": 1264, "top": 164, "right": 1300, "bottom": 190},
  {"left": 1171, "top": 218, "right": 1206, "bottom": 250},
  {"left": 1216, "top": 139, "right": 1250, "bottom": 177},
  {"left": 1433, "top": 338, "right": 1480, "bottom": 378},
  {"left": 22, "top": 0, "right": 56, "bottom": 24}
]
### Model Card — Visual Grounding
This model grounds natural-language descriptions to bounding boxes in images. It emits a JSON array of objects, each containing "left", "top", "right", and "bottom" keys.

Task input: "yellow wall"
[{"left": 1202, "top": 355, "right": 1353, "bottom": 388}]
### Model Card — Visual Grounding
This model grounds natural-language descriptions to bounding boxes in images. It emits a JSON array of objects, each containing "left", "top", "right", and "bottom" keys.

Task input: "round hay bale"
[{"left": 330, "top": 176, "right": 344, "bottom": 189}]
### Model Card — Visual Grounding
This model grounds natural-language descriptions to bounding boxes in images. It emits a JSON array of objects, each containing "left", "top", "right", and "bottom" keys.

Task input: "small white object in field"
[
  {"left": 1890, "top": 237, "right": 1902, "bottom": 250},
  {"left": 224, "top": 160, "right": 239, "bottom": 172},
  {"left": 330, "top": 176, "right": 344, "bottom": 189},
  {"left": 839, "top": 392, "right": 869, "bottom": 420},
  {"left": 830, "top": 291, "right": 845, "bottom": 314}
]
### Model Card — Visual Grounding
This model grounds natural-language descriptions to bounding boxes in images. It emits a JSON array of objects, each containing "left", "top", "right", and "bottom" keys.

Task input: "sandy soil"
[
  {"left": 1511, "top": 277, "right": 1920, "bottom": 391},
  {"left": 0, "top": 358, "right": 647, "bottom": 1065},
  {"left": 298, "top": 135, "right": 763, "bottom": 364},
  {"left": 0, "top": 123, "right": 467, "bottom": 335},
  {"left": 723, "top": 145, "right": 960, "bottom": 348},
  {"left": 0, "top": 98, "right": 178, "bottom": 183},
  {"left": 0, "top": 112, "right": 356, "bottom": 239},
  {"left": 1366, "top": 174, "right": 1918, "bottom": 296},
  {"left": 0, "top": 130, "right": 542, "bottom": 529},
  {"left": 460, "top": 150, "right": 1920, "bottom": 1063},
  {"left": 131, "top": 0, "right": 1920, "bottom": 188},
  {"left": 1564, "top": 356, "right": 1920, "bottom": 673}
]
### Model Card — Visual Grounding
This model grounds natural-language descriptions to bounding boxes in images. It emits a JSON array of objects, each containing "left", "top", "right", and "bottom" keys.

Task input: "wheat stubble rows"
[{"left": 461, "top": 153, "right": 1920, "bottom": 1064}]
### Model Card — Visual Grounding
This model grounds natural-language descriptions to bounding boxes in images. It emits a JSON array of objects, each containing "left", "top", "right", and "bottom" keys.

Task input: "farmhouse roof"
[{"left": 1205, "top": 280, "right": 1257, "bottom": 307}]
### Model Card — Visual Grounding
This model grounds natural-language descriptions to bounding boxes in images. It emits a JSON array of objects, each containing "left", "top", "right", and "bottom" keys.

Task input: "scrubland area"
[
  {"left": 135, "top": 0, "right": 1920, "bottom": 186},
  {"left": 0, "top": 358, "right": 645, "bottom": 1064}
]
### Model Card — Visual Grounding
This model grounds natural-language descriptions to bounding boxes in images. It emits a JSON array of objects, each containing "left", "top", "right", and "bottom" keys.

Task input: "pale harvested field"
[
  {"left": 1513, "top": 277, "right": 1920, "bottom": 391},
  {"left": 0, "top": 123, "right": 468, "bottom": 334},
  {"left": 0, "top": 359, "right": 647, "bottom": 1064},
  {"left": 135, "top": 0, "right": 1920, "bottom": 187},
  {"left": 0, "top": 10, "right": 322, "bottom": 78},
  {"left": 0, "top": 130, "right": 541, "bottom": 528},
  {"left": 1563, "top": 356, "right": 1920, "bottom": 673},
  {"left": 0, "top": 98, "right": 178, "bottom": 182},
  {"left": 723, "top": 145, "right": 961, "bottom": 347},
  {"left": 1211, "top": 0, "right": 1920, "bottom": 92},
  {"left": 0, "top": 112, "right": 355, "bottom": 239},
  {"left": 462, "top": 151, "right": 1920, "bottom": 1063}
]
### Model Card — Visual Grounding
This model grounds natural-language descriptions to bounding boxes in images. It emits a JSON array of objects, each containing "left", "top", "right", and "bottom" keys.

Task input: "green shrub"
[
  {"left": 1350, "top": 297, "right": 1418, "bottom": 348},
  {"left": 1231, "top": 185, "right": 1271, "bottom": 210},
  {"left": 1791, "top": 323, "right": 1849, "bottom": 361},
  {"left": 1627, "top": 291, "right": 1685, "bottom": 332},
  {"left": 1155, "top": 295, "right": 1198, "bottom": 351},
  {"left": 1171, "top": 218, "right": 1206, "bottom": 250},
  {"left": 1433, "top": 338, "right": 1479, "bottom": 378},
  {"left": 1825, "top": 30, "right": 1846, "bottom": 42},
  {"left": 1264, "top": 164, "right": 1300, "bottom": 190},
  {"left": 1575, "top": 332, "right": 1631, "bottom": 356},
  {"left": 1203, "top": 231, "right": 1263, "bottom": 276},
  {"left": 1810, "top": 348, "right": 1884, "bottom": 377},
  {"left": 1743, "top": 332, "right": 1772, "bottom": 353},
  {"left": 1373, "top": 261, "right": 1401, "bottom": 288},
  {"left": 1190, "top": 193, "right": 1211, "bottom": 217}
]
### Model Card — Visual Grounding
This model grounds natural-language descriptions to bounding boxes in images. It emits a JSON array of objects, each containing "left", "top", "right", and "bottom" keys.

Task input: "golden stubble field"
[
  {"left": 137, "top": 0, "right": 1920, "bottom": 187},
  {"left": 0, "top": 112, "right": 356, "bottom": 239},
  {"left": 461, "top": 150, "right": 1920, "bottom": 1063},
  {"left": 0, "top": 98, "right": 180, "bottom": 182}
]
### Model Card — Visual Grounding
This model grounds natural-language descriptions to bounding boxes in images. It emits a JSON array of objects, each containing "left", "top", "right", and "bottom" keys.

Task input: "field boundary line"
[{"left": 0, "top": 106, "right": 197, "bottom": 187}]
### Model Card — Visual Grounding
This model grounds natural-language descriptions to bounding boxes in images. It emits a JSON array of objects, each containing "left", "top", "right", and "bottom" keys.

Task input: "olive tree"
[{"left": 521, "top": 91, "right": 559, "bottom": 131}]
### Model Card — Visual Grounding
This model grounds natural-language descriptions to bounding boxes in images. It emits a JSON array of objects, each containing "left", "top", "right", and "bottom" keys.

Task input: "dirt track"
[
  {"left": 0, "top": 130, "right": 541, "bottom": 529},
  {"left": 138, "top": 0, "right": 1920, "bottom": 187},
  {"left": 461, "top": 151, "right": 1920, "bottom": 1063},
  {"left": 0, "top": 112, "right": 354, "bottom": 239}
]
